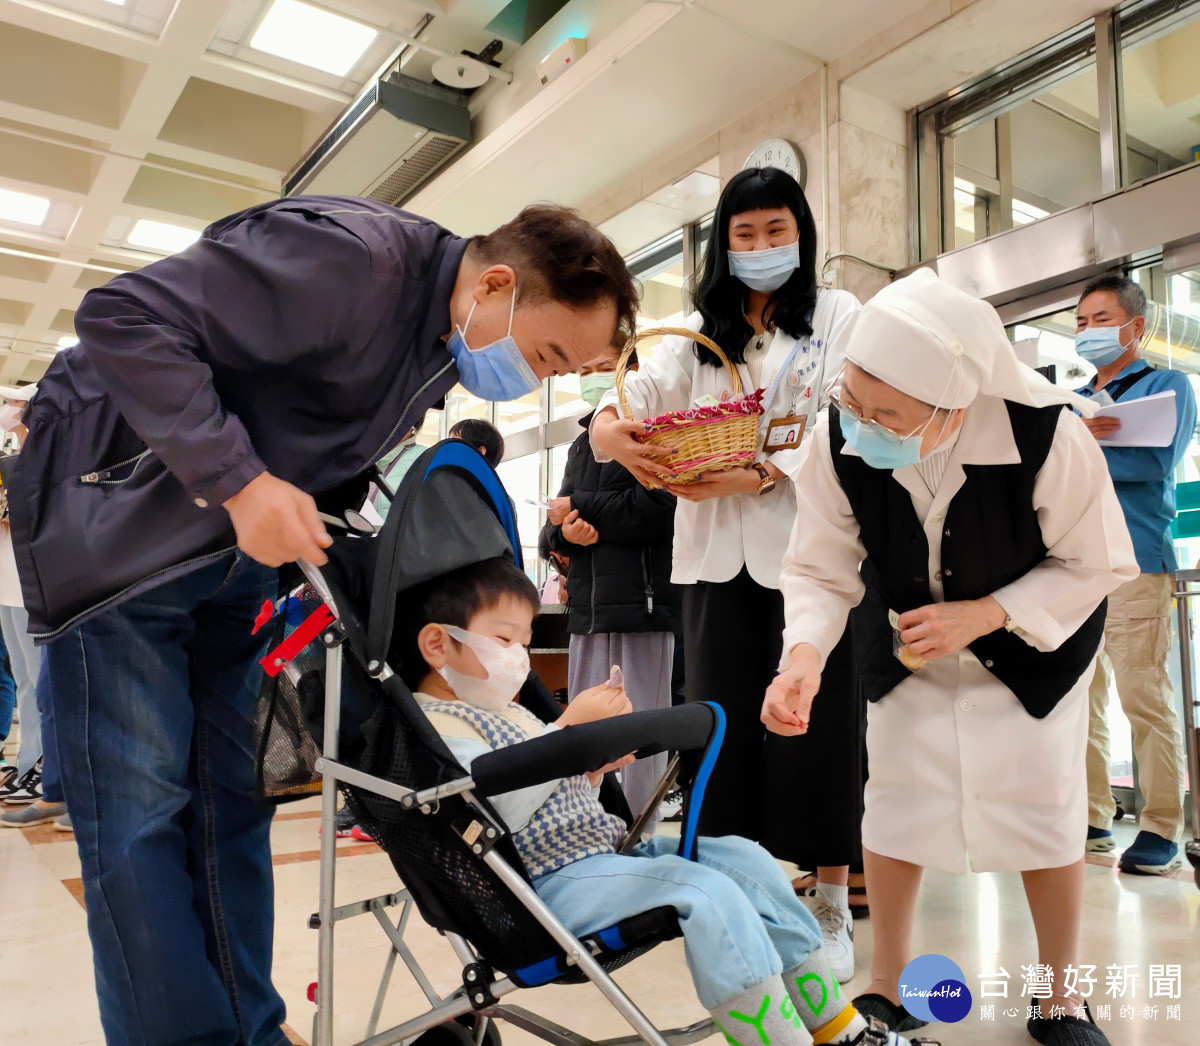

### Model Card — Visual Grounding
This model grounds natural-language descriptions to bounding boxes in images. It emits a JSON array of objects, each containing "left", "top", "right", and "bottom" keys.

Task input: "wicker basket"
[{"left": 616, "top": 326, "right": 763, "bottom": 484}]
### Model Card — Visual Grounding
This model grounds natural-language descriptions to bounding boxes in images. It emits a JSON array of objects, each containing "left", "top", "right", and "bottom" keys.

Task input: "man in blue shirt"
[{"left": 1076, "top": 274, "right": 1195, "bottom": 875}]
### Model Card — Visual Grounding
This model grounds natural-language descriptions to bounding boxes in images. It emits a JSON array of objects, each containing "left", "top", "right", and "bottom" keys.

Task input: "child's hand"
[
  {"left": 586, "top": 753, "right": 635, "bottom": 787},
  {"left": 558, "top": 683, "right": 632, "bottom": 727}
]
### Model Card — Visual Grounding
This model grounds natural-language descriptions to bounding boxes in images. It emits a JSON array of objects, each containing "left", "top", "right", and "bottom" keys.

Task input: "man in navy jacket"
[{"left": 9, "top": 196, "right": 635, "bottom": 1046}]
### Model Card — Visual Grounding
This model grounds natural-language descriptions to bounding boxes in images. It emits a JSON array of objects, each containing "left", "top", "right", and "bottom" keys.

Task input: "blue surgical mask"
[
  {"left": 727, "top": 240, "right": 800, "bottom": 293},
  {"left": 839, "top": 411, "right": 925, "bottom": 469},
  {"left": 447, "top": 287, "right": 542, "bottom": 401},
  {"left": 1075, "top": 323, "right": 1133, "bottom": 368}
]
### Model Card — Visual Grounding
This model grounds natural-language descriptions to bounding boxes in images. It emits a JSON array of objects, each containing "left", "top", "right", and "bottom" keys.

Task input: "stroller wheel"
[
  {"left": 414, "top": 1022, "right": 475, "bottom": 1046},
  {"left": 455, "top": 1013, "right": 502, "bottom": 1046}
]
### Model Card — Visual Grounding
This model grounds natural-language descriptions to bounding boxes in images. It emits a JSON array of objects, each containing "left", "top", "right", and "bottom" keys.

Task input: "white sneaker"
[{"left": 802, "top": 886, "right": 855, "bottom": 982}]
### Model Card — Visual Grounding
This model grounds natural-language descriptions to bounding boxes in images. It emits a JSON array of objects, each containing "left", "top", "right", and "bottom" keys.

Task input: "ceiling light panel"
[
  {"left": 126, "top": 219, "right": 202, "bottom": 254},
  {"left": 209, "top": 0, "right": 429, "bottom": 94},
  {"left": 0, "top": 194, "right": 85, "bottom": 242},
  {"left": 0, "top": 189, "right": 51, "bottom": 227},
  {"left": 250, "top": 0, "right": 378, "bottom": 76},
  {"left": 35, "top": 0, "right": 175, "bottom": 36}
]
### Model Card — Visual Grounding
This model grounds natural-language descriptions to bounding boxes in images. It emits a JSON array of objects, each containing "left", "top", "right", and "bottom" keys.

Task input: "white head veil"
[{"left": 842, "top": 268, "right": 1096, "bottom": 416}]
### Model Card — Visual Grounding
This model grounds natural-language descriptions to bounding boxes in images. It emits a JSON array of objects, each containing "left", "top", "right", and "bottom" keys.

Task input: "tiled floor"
[{"left": 1, "top": 791, "right": 1197, "bottom": 1046}]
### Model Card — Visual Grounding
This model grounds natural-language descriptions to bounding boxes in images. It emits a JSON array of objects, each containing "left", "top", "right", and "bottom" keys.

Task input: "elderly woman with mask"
[{"left": 763, "top": 270, "right": 1137, "bottom": 1046}]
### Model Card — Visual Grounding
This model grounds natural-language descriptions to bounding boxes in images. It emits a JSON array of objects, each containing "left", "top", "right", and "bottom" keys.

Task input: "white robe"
[{"left": 780, "top": 398, "right": 1138, "bottom": 873}]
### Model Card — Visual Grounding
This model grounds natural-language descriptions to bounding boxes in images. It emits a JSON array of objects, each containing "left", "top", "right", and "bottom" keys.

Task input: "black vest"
[{"left": 828, "top": 401, "right": 1106, "bottom": 720}]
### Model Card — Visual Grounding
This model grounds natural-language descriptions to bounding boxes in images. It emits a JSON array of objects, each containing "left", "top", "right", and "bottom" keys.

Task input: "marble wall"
[
  {"left": 580, "top": 61, "right": 907, "bottom": 305},
  {"left": 579, "top": 0, "right": 1118, "bottom": 307},
  {"left": 582, "top": 65, "right": 912, "bottom": 307},
  {"left": 712, "top": 72, "right": 911, "bottom": 305}
]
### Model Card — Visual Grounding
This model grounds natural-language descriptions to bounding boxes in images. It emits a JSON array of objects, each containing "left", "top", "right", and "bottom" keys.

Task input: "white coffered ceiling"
[
  {"left": 0, "top": 0, "right": 1113, "bottom": 386},
  {"left": 0, "top": 0, "right": 518, "bottom": 384}
]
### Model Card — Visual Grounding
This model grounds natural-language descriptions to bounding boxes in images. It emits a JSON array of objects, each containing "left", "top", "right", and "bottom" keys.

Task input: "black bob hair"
[
  {"left": 690, "top": 166, "right": 819, "bottom": 367},
  {"left": 448, "top": 418, "right": 505, "bottom": 468},
  {"left": 391, "top": 556, "right": 540, "bottom": 689}
]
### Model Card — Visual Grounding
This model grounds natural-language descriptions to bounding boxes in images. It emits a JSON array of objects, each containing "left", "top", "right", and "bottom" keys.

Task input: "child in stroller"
[{"left": 391, "top": 554, "right": 936, "bottom": 1046}]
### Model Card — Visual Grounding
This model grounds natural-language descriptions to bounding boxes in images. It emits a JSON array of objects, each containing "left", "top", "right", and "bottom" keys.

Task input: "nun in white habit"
[{"left": 763, "top": 269, "right": 1136, "bottom": 1046}]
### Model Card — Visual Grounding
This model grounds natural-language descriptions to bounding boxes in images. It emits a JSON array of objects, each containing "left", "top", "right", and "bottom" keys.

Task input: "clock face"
[{"left": 744, "top": 138, "right": 806, "bottom": 189}]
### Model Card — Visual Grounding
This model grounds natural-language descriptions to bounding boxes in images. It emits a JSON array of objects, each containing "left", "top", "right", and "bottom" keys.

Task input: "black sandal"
[
  {"left": 1027, "top": 1001, "right": 1110, "bottom": 1045},
  {"left": 852, "top": 992, "right": 928, "bottom": 1033},
  {"left": 848, "top": 871, "right": 870, "bottom": 919}
]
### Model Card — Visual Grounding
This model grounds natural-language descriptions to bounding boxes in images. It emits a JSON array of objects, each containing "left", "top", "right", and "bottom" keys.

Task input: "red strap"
[
  {"left": 259, "top": 603, "right": 336, "bottom": 677},
  {"left": 251, "top": 599, "right": 275, "bottom": 636}
]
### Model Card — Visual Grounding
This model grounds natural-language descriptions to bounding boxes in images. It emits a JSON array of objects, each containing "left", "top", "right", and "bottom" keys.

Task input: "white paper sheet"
[{"left": 1094, "top": 389, "right": 1177, "bottom": 448}]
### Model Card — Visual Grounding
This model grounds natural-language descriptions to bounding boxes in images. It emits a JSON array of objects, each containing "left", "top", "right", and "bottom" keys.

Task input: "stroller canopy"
[{"left": 366, "top": 439, "right": 523, "bottom": 671}]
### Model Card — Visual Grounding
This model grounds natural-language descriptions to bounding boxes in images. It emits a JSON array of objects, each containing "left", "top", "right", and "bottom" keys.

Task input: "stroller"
[{"left": 254, "top": 440, "right": 727, "bottom": 1046}]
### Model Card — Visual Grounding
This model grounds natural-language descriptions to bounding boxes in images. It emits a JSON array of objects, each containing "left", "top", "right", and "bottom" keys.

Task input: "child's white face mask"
[{"left": 436, "top": 624, "right": 529, "bottom": 711}]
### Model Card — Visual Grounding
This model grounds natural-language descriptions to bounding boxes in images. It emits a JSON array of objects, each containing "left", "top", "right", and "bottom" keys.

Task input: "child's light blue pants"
[{"left": 533, "top": 834, "right": 823, "bottom": 1008}]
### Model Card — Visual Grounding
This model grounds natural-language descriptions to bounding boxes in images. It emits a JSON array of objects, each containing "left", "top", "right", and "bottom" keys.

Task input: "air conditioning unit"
[{"left": 283, "top": 73, "right": 470, "bottom": 206}]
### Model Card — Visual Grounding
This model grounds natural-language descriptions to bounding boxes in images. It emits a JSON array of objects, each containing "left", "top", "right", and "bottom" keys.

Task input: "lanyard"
[{"left": 761, "top": 335, "right": 813, "bottom": 414}]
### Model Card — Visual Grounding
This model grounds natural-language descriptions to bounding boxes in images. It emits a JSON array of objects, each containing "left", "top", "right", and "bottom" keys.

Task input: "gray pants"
[
  {"left": 0, "top": 605, "right": 41, "bottom": 776},
  {"left": 568, "top": 631, "right": 675, "bottom": 829}
]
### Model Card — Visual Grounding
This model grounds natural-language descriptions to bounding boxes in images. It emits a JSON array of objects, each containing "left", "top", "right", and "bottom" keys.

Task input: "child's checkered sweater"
[{"left": 418, "top": 697, "right": 627, "bottom": 877}]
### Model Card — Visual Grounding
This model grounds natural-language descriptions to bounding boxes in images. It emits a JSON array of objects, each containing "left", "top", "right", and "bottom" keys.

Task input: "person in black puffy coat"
[{"left": 548, "top": 345, "right": 679, "bottom": 829}]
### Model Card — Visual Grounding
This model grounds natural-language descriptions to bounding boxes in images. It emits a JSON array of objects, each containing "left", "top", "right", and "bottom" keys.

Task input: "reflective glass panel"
[
  {"left": 1119, "top": 10, "right": 1200, "bottom": 183},
  {"left": 495, "top": 384, "right": 543, "bottom": 438},
  {"left": 495, "top": 452, "right": 542, "bottom": 583},
  {"left": 948, "top": 57, "right": 1101, "bottom": 248}
]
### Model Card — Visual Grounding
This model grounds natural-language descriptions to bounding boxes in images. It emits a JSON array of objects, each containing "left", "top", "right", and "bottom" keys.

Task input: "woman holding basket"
[{"left": 590, "top": 167, "right": 864, "bottom": 979}]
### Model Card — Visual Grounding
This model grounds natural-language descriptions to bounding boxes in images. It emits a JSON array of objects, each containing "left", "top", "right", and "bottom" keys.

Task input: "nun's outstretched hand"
[
  {"left": 762, "top": 644, "right": 822, "bottom": 736},
  {"left": 897, "top": 596, "right": 1008, "bottom": 661}
]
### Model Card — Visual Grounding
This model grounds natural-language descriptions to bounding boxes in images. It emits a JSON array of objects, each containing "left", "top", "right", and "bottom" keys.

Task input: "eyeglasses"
[{"left": 825, "top": 366, "right": 936, "bottom": 447}]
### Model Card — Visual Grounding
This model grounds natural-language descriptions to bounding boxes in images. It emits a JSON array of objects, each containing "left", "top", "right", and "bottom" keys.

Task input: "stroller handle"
[
  {"left": 470, "top": 704, "right": 719, "bottom": 798},
  {"left": 297, "top": 559, "right": 338, "bottom": 615}
]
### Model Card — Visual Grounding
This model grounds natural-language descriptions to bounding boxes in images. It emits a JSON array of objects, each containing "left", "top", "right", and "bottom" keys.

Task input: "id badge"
[{"left": 763, "top": 414, "right": 807, "bottom": 453}]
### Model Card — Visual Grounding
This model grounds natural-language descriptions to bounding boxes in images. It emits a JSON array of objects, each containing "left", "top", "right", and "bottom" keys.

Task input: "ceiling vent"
[{"left": 283, "top": 73, "right": 469, "bottom": 206}]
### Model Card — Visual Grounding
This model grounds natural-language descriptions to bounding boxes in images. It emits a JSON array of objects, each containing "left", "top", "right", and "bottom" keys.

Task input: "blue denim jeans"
[
  {"left": 533, "top": 834, "right": 824, "bottom": 1009},
  {"left": 0, "top": 624, "right": 14, "bottom": 742},
  {"left": 48, "top": 552, "right": 284, "bottom": 1046},
  {"left": 36, "top": 644, "right": 62, "bottom": 804}
]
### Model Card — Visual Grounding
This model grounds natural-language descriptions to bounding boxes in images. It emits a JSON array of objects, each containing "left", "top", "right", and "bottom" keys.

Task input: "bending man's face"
[{"left": 451, "top": 265, "right": 619, "bottom": 382}]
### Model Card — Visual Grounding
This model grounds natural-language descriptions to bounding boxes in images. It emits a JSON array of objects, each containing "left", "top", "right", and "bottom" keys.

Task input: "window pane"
[
  {"left": 549, "top": 373, "right": 585, "bottom": 421},
  {"left": 444, "top": 386, "right": 489, "bottom": 428},
  {"left": 952, "top": 179, "right": 988, "bottom": 250},
  {"left": 495, "top": 384, "right": 542, "bottom": 437},
  {"left": 548, "top": 441, "right": 572, "bottom": 500},
  {"left": 414, "top": 408, "right": 442, "bottom": 446},
  {"left": 1010, "top": 309, "right": 1092, "bottom": 389},
  {"left": 495, "top": 452, "right": 541, "bottom": 582},
  {"left": 1119, "top": 11, "right": 1200, "bottom": 182},
  {"left": 1011, "top": 65, "right": 1103, "bottom": 210},
  {"left": 635, "top": 256, "right": 687, "bottom": 362},
  {"left": 946, "top": 58, "right": 1101, "bottom": 248}
]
